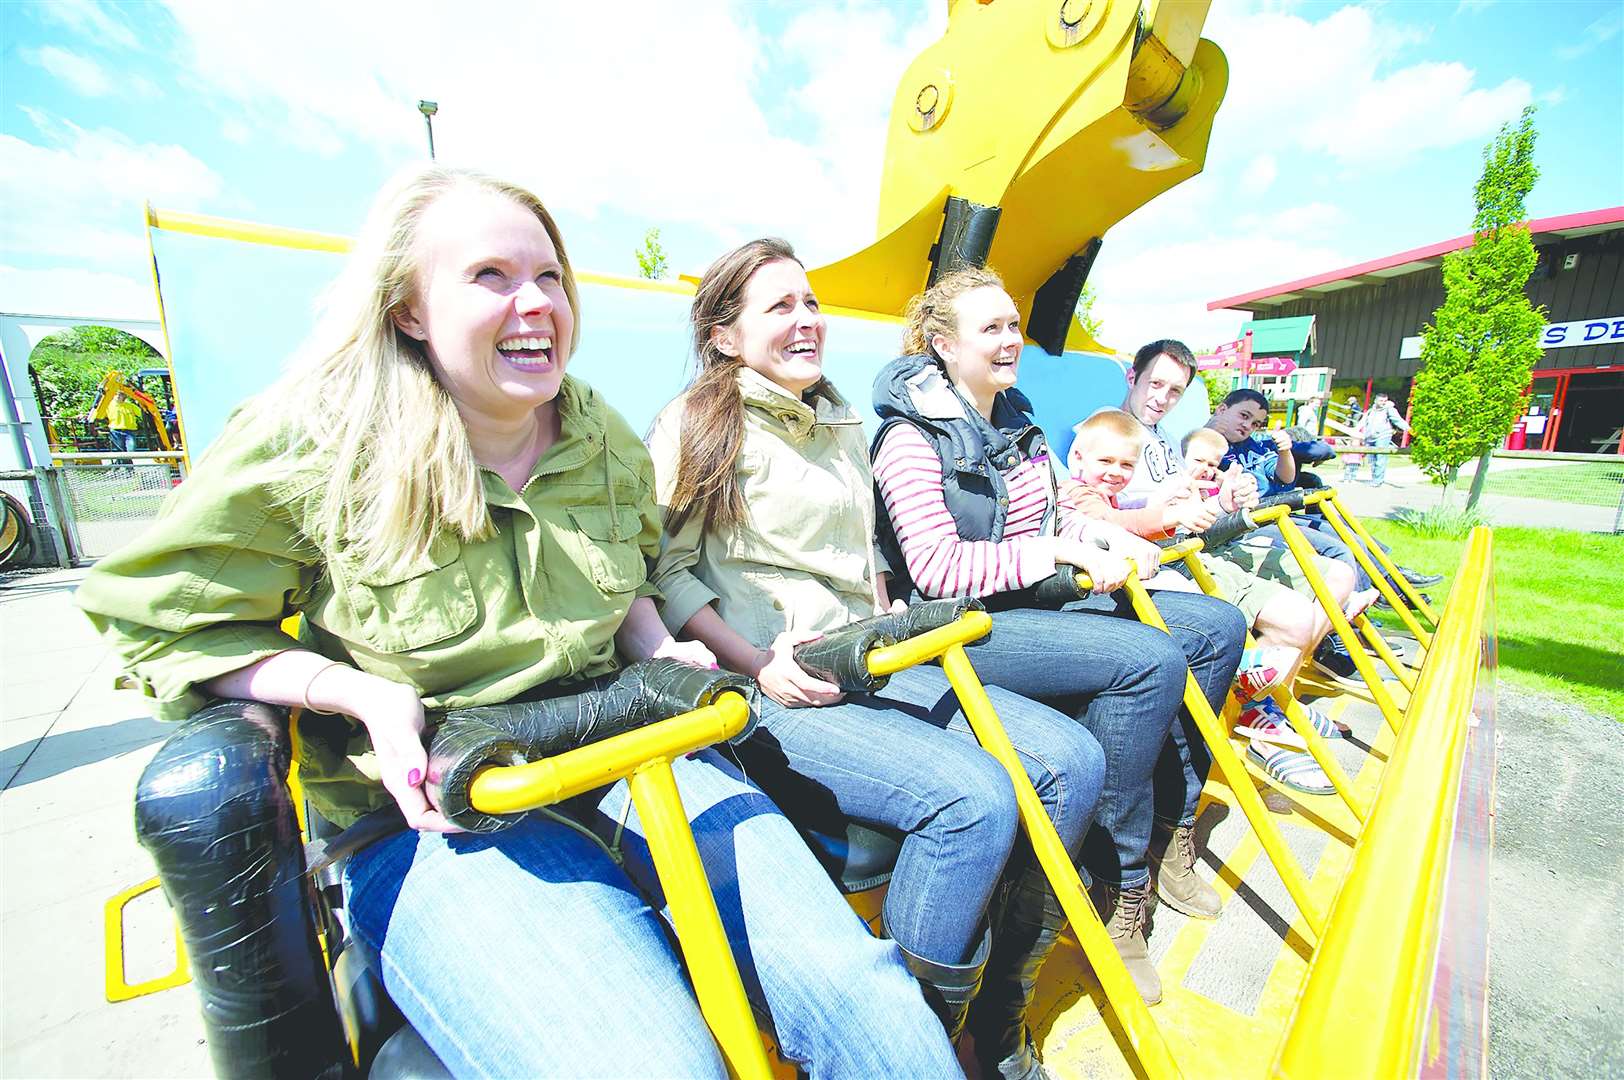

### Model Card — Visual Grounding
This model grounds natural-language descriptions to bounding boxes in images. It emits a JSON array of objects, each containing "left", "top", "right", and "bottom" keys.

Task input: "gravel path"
[{"left": 1489, "top": 685, "right": 1624, "bottom": 1078}]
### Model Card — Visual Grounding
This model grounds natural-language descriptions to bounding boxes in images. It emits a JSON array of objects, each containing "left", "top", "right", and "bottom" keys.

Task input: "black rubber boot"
[
  {"left": 888, "top": 921, "right": 992, "bottom": 1041},
  {"left": 967, "top": 866, "right": 1066, "bottom": 1080}
]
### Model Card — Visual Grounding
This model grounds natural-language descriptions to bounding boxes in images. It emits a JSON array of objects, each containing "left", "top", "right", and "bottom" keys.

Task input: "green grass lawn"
[
  {"left": 1481, "top": 461, "right": 1624, "bottom": 507},
  {"left": 1363, "top": 520, "right": 1624, "bottom": 721}
]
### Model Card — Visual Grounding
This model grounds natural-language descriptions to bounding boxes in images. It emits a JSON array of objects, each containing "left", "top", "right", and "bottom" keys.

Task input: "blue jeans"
[
  {"left": 740, "top": 665, "right": 1103, "bottom": 964},
  {"left": 1067, "top": 589, "right": 1246, "bottom": 832},
  {"left": 956, "top": 606, "right": 1183, "bottom": 889},
  {"left": 1365, "top": 432, "right": 1394, "bottom": 484},
  {"left": 344, "top": 750, "right": 958, "bottom": 1078}
]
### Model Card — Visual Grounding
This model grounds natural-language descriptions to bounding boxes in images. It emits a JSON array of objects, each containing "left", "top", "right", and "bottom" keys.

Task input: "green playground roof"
[{"left": 1241, "top": 315, "right": 1316, "bottom": 356}]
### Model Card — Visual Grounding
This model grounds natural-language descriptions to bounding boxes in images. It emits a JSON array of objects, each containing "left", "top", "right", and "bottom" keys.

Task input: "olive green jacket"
[
  {"left": 77, "top": 377, "right": 660, "bottom": 826},
  {"left": 648, "top": 367, "right": 882, "bottom": 648}
]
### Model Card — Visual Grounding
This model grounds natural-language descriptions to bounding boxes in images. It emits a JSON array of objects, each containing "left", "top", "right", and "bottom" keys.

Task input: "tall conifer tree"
[{"left": 1410, "top": 107, "right": 1544, "bottom": 505}]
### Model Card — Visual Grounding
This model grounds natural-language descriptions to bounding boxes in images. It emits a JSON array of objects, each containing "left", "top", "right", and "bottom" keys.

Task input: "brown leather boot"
[
  {"left": 1149, "top": 823, "right": 1221, "bottom": 920},
  {"left": 1088, "top": 880, "right": 1161, "bottom": 1005}
]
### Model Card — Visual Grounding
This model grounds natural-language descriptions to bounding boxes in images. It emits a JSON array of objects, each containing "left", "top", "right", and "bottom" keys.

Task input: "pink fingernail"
[{"left": 407, "top": 768, "right": 422, "bottom": 787}]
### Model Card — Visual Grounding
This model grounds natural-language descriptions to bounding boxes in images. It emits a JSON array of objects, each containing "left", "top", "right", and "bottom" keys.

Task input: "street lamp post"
[{"left": 418, "top": 100, "right": 438, "bottom": 160}]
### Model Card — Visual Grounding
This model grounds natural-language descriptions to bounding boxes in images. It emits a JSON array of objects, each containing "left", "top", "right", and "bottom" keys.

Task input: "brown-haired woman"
[{"left": 648, "top": 239, "right": 1105, "bottom": 1079}]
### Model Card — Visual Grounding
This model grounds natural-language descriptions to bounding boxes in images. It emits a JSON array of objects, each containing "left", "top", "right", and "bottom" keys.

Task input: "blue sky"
[{"left": 2, "top": 0, "right": 1621, "bottom": 351}]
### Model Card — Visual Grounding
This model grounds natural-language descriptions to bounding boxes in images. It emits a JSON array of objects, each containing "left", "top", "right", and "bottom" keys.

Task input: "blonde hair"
[
  {"left": 1074, "top": 408, "right": 1144, "bottom": 453},
  {"left": 901, "top": 265, "right": 1007, "bottom": 357},
  {"left": 261, "top": 165, "right": 579, "bottom": 581},
  {"left": 1181, "top": 426, "right": 1228, "bottom": 460}
]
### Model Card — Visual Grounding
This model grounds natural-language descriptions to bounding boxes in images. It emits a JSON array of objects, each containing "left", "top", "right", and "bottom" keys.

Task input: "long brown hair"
[{"left": 665, "top": 238, "right": 800, "bottom": 533}]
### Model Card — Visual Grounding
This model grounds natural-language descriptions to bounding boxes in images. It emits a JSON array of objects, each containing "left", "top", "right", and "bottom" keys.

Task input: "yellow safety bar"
[
  {"left": 1173, "top": 549, "right": 1368, "bottom": 825},
  {"left": 869, "top": 611, "right": 1184, "bottom": 1080},
  {"left": 1064, "top": 540, "right": 1328, "bottom": 937},
  {"left": 1117, "top": 574, "right": 1327, "bottom": 939},
  {"left": 1323, "top": 490, "right": 1441, "bottom": 629},
  {"left": 1296, "top": 490, "right": 1430, "bottom": 664},
  {"left": 1273, "top": 527, "right": 1495, "bottom": 1078},
  {"left": 466, "top": 692, "right": 772, "bottom": 1080},
  {"left": 1247, "top": 505, "right": 1407, "bottom": 733}
]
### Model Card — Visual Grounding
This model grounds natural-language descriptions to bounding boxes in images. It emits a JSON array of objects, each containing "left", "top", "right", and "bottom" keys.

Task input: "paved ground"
[
  {"left": 1487, "top": 686, "right": 1624, "bottom": 1079},
  {"left": 1328, "top": 455, "right": 1621, "bottom": 533},
  {"left": 2, "top": 566, "right": 1619, "bottom": 1077}
]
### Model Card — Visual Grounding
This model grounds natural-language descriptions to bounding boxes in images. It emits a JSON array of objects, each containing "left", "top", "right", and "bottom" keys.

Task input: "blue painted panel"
[{"left": 152, "top": 229, "right": 1208, "bottom": 462}]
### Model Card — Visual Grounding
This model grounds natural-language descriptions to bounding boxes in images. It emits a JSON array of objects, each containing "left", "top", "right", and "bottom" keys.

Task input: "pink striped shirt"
[{"left": 873, "top": 424, "right": 1088, "bottom": 599}]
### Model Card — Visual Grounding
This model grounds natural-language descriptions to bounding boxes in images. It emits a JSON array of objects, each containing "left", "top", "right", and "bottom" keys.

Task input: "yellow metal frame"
[
  {"left": 869, "top": 612, "right": 1183, "bottom": 1079},
  {"left": 103, "top": 877, "right": 190, "bottom": 1003},
  {"left": 1325, "top": 490, "right": 1442, "bottom": 627},
  {"left": 1274, "top": 527, "right": 1495, "bottom": 1077},
  {"left": 1174, "top": 548, "right": 1368, "bottom": 825},
  {"left": 1246, "top": 503, "right": 1407, "bottom": 732},
  {"left": 1118, "top": 574, "right": 1326, "bottom": 939},
  {"left": 467, "top": 692, "right": 770, "bottom": 1080}
]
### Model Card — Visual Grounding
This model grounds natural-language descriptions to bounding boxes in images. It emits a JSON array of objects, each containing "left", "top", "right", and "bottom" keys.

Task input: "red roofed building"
[{"left": 1208, "top": 208, "right": 1624, "bottom": 454}]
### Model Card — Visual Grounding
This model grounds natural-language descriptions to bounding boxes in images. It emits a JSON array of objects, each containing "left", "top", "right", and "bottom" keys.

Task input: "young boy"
[
  {"left": 1179, "top": 428, "right": 1228, "bottom": 500},
  {"left": 1064, "top": 412, "right": 1343, "bottom": 776}
]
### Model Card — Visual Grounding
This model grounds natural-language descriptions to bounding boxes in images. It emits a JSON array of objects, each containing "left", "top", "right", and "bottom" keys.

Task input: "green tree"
[
  {"left": 27, "top": 325, "right": 162, "bottom": 419},
  {"left": 1409, "top": 107, "right": 1544, "bottom": 507},
  {"left": 634, "top": 227, "right": 670, "bottom": 280},
  {"left": 1073, "top": 282, "right": 1103, "bottom": 340}
]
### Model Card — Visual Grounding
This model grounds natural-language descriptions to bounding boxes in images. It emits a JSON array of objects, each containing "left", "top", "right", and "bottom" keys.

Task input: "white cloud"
[
  {"left": 1239, "top": 153, "right": 1278, "bottom": 194},
  {"left": 1456, "top": 0, "right": 1495, "bottom": 13},
  {"left": 1556, "top": 7, "right": 1623, "bottom": 60},
  {"left": 153, "top": 0, "right": 939, "bottom": 268},
  {"left": 19, "top": 46, "right": 112, "bottom": 97},
  {"left": 1094, "top": 232, "right": 1347, "bottom": 351},
  {"left": 31, "top": 0, "right": 140, "bottom": 50},
  {"left": 0, "top": 264, "right": 157, "bottom": 321},
  {"left": 0, "top": 111, "right": 224, "bottom": 277},
  {"left": 1208, "top": 6, "right": 1531, "bottom": 165}
]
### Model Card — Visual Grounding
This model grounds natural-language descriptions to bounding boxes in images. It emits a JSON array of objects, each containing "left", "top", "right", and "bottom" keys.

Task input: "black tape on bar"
[
  {"left": 133, "top": 700, "right": 348, "bottom": 1080},
  {"left": 793, "top": 597, "right": 988, "bottom": 693},
  {"left": 424, "top": 717, "right": 527, "bottom": 833},
  {"left": 426, "top": 659, "right": 755, "bottom": 830}
]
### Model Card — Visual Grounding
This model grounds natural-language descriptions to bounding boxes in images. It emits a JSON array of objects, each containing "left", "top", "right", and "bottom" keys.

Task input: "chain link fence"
[
  {"left": 2, "top": 453, "right": 186, "bottom": 567},
  {"left": 54, "top": 460, "right": 184, "bottom": 559},
  {"left": 1324, "top": 444, "right": 1624, "bottom": 534}
]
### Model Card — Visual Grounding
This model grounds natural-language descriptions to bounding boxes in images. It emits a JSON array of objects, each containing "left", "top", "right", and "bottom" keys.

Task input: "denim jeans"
[
  {"left": 740, "top": 665, "right": 1103, "bottom": 964},
  {"left": 1066, "top": 589, "right": 1247, "bottom": 831},
  {"left": 344, "top": 750, "right": 959, "bottom": 1078},
  {"left": 1365, "top": 432, "right": 1395, "bottom": 484},
  {"left": 953, "top": 605, "right": 1182, "bottom": 889}
]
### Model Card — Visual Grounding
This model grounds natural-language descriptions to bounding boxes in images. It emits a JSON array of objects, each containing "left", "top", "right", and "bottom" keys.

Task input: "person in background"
[
  {"left": 1361, "top": 392, "right": 1410, "bottom": 487},
  {"left": 1297, "top": 393, "right": 1325, "bottom": 435},
  {"left": 108, "top": 392, "right": 143, "bottom": 460}
]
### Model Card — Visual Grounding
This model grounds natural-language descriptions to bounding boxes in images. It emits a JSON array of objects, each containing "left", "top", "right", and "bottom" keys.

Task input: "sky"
[{"left": 2, "top": 0, "right": 1621, "bottom": 353}]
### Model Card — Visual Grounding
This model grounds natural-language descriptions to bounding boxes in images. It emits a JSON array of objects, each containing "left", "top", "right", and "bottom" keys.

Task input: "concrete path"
[
  {"left": 1325, "top": 457, "right": 1620, "bottom": 533},
  {"left": 1, "top": 568, "right": 209, "bottom": 1078}
]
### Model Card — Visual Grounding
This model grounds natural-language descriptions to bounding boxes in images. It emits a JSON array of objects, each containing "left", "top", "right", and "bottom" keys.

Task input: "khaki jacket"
[
  {"left": 77, "top": 376, "right": 660, "bottom": 826},
  {"left": 648, "top": 367, "right": 881, "bottom": 648}
]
